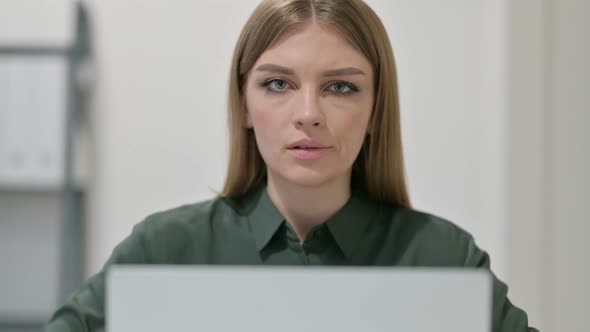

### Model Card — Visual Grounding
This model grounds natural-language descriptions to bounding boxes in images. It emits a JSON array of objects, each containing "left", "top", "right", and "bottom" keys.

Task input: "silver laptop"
[{"left": 107, "top": 266, "right": 491, "bottom": 332}]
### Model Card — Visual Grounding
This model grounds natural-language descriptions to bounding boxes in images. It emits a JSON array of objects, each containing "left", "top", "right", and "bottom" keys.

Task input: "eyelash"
[{"left": 259, "top": 79, "right": 360, "bottom": 96}]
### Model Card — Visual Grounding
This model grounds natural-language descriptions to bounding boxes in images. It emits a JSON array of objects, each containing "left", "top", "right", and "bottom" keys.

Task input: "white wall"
[
  {"left": 79, "top": 1, "right": 590, "bottom": 331},
  {"left": 505, "top": 1, "right": 590, "bottom": 330},
  {"left": 547, "top": 0, "right": 590, "bottom": 331},
  {"left": 504, "top": 1, "right": 547, "bottom": 329}
]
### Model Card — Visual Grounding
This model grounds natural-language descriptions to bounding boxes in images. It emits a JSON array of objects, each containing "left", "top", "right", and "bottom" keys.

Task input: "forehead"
[{"left": 254, "top": 22, "right": 373, "bottom": 73}]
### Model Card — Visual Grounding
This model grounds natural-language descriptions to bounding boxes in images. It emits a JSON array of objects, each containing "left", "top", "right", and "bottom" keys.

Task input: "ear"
[
  {"left": 245, "top": 110, "right": 253, "bottom": 128},
  {"left": 242, "top": 101, "right": 253, "bottom": 128},
  {"left": 366, "top": 111, "right": 374, "bottom": 135}
]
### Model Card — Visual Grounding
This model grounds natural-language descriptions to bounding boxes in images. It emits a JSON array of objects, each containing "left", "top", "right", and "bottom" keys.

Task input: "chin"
[{"left": 273, "top": 164, "right": 344, "bottom": 188}]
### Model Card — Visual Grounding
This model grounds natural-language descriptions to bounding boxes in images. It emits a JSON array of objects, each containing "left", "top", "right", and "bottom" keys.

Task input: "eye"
[
  {"left": 261, "top": 79, "right": 292, "bottom": 93},
  {"left": 327, "top": 81, "right": 359, "bottom": 95}
]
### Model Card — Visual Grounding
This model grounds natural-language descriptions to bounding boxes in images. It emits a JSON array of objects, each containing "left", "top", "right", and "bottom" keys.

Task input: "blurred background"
[{"left": 0, "top": 0, "right": 588, "bottom": 331}]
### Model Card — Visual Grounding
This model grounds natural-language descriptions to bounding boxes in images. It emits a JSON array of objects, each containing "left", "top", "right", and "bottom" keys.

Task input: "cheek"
[
  {"left": 333, "top": 104, "right": 371, "bottom": 138},
  {"left": 329, "top": 106, "right": 372, "bottom": 160},
  {"left": 246, "top": 91, "right": 287, "bottom": 159},
  {"left": 345, "top": 113, "right": 369, "bottom": 146},
  {"left": 248, "top": 102, "right": 282, "bottom": 140},
  {"left": 341, "top": 111, "right": 365, "bottom": 131},
  {"left": 328, "top": 94, "right": 373, "bottom": 136},
  {"left": 246, "top": 86, "right": 284, "bottom": 129},
  {"left": 251, "top": 107, "right": 272, "bottom": 127}
]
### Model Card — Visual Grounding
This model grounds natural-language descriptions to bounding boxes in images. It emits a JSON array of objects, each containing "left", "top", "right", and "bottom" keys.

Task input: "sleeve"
[
  {"left": 463, "top": 234, "right": 540, "bottom": 332},
  {"left": 43, "top": 221, "right": 150, "bottom": 332}
]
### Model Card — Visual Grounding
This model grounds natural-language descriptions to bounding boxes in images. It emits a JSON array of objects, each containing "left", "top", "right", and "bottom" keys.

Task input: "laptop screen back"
[{"left": 107, "top": 266, "right": 491, "bottom": 332}]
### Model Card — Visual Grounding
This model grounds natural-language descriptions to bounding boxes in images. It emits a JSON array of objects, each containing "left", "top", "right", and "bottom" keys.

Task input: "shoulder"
[
  {"left": 380, "top": 205, "right": 477, "bottom": 266},
  {"left": 142, "top": 197, "right": 218, "bottom": 229},
  {"left": 125, "top": 195, "right": 241, "bottom": 262},
  {"left": 390, "top": 207, "right": 473, "bottom": 245},
  {"left": 137, "top": 194, "right": 244, "bottom": 236}
]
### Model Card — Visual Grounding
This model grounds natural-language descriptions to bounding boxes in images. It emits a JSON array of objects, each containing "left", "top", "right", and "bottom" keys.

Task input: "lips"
[
  {"left": 287, "top": 138, "right": 329, "bottom": 149},
  {"left": 286, "top": 138, "right": 332, "bottom": 160}
]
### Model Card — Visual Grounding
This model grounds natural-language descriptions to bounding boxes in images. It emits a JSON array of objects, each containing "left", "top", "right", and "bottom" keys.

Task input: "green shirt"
[{"left": 45, "top": 183, "right": 538, "bottom": 332}]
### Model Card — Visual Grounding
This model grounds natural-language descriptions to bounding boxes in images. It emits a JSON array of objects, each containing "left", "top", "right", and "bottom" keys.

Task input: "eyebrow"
[{"left": 254, "top": 63, "right": 366, "bottom": 77}]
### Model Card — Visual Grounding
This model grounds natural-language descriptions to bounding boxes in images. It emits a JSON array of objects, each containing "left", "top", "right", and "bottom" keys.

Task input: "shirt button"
[{"left": 301, "top": 241, "right": 312, "bottom": 253}]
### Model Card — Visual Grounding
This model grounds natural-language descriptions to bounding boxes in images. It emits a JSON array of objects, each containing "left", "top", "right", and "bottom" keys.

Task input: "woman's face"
[{"left": 244, "top": 22, "right": 374, "bottom": 188}]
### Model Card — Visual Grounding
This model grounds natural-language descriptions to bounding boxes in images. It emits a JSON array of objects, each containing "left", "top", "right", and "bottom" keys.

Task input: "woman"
[{"left": 45, "top": 0, "right": 537, "bottom": 331}]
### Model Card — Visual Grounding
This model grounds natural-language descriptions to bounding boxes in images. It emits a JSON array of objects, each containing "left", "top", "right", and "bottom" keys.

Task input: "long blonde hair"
[{"left": 221, "top": 0, "right": 411, "bottom": 208}]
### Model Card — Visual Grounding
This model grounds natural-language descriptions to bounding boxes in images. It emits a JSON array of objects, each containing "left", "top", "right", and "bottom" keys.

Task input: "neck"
[{"left": 266, "top": 171, "right": 351, "bottom": 243}]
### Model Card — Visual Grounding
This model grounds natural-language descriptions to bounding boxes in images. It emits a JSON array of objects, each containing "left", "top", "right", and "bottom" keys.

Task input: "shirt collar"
[
  {"left": 246, "top": 185, "right": 285, "bottom": 252},
  {"left": 324, "top": 188, "right": 379, "bottom": 260},
  {"left": 245, "top": 183, "right": 380, "bottom": 259}
]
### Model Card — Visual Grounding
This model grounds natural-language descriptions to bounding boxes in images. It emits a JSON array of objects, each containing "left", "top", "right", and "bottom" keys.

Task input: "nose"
[{"left": 293, "top": 87, "right": 324, "bottom": 129}]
